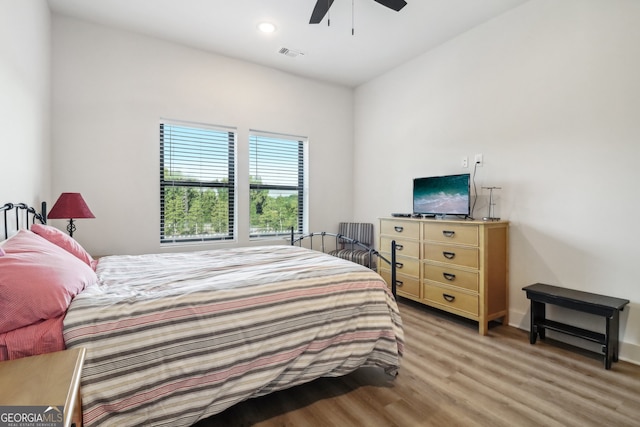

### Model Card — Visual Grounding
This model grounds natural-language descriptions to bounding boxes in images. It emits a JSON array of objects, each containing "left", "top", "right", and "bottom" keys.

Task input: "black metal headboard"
[{"left": 1, "top": 202, "right": 47, "bottom": 240}]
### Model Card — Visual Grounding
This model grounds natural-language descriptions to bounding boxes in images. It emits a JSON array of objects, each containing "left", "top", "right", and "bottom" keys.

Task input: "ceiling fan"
[{"left": 309, "top": 0, "right": 407, "bottom": 24}]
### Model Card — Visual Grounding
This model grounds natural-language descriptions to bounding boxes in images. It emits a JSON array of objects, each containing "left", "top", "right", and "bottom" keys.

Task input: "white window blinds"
[
  {"left": 249, "top": 131, "right": 307, "bottom": 238},
  {"left": 160, "top": 121, "right": 236, "bottom": 242}
]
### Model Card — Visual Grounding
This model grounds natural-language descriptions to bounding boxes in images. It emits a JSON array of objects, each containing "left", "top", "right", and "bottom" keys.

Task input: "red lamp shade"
[
  {"left": 48, "top": 193, "right": 95, "bottom": 237},
  {"left": 48, "top": 193, "right": 95, "bottom": 219}
]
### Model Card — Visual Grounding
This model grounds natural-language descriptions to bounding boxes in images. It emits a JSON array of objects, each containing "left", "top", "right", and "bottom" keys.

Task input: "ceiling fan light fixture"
[
  {"left": 309, "top": 0, "right": 407, "bottom": 25},
  {"left": 258, "top": 22, "right": 277, "bottom": 33}
]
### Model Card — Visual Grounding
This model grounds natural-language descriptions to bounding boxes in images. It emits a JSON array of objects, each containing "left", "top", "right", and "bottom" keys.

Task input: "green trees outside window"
[{"left": 162, "top": 185, "right": 231, "bottom": 240}]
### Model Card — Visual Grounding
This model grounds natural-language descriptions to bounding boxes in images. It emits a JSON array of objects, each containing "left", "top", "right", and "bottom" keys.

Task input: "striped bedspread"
[{"left": 63, "top": 245, "right": 404, "bottom": 426}]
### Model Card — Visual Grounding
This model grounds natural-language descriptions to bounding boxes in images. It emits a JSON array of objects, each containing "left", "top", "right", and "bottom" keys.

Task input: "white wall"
[
  {"left": 51, "top": 15, "right": 354, "bottom": 256},
  {"left": 0, "top": 0, "right": 51, "bottom": 207},
  {"left": 354, "top": 0, "right": 640, "bottom": 363}
]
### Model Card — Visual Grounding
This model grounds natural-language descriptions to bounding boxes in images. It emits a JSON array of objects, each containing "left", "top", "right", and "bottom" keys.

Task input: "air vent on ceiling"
[{"left": 279, "top": 47, "right": 304, "bottom": 58}]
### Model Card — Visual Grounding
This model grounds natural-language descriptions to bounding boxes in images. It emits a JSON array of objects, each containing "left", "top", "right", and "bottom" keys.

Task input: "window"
[
  {"left": 249, "top": 131, "right": 307, "bottom": 238},
  {"left": 160, "top": 121, "right": 235, "bottom": 243}
]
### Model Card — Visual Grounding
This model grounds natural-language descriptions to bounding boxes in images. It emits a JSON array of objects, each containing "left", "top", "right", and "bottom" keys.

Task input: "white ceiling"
[{"left": 47, "top": 0, "right": 529, "bottom": 87}]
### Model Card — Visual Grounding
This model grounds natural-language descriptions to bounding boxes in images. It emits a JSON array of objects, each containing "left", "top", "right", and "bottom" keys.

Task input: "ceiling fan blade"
[
  {"left": 373, "top": 0, "right": 407, "bottom": 12},
  {"left": 310, "top": 0, "right": 336, "bottom": 24}
]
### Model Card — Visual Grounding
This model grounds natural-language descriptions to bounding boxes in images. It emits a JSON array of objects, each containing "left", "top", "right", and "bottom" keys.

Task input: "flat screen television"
[{"left": 413, "top": 173, "right": 471, "bottom": 217}]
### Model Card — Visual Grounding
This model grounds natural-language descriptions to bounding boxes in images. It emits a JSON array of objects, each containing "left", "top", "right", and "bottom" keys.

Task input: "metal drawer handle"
[
  {"left": 443, "top": 293, "right": 456, "bottom": 302},
  {"left": 394, "top": 226, "right": 404, "bottom": 233},
  {"left": 395, "top": 262, "right": 404, "bottom": 269},
  {"left": 396, "top": 244, "right": 404, "bottom": 251},
  {"left": 443, "top": 251, "right": 456, "bottom": 260},
  {"left": 442, "top": 230, "right": 455, "bottom": 238},
  {"left": 396, "top": 280, "right": 404, "bottom": 287},
  {"left": 443, "top": 272, "right": 456, "bottom": 281}
]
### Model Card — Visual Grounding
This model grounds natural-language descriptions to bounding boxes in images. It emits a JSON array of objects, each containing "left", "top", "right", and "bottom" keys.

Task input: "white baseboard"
[{"left": 509, "top": 308, "right": 640, "bottom": 367}]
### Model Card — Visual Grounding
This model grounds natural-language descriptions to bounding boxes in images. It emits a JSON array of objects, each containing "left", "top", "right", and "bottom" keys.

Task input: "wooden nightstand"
[{"left": 0, "top": 348, "right": 85, "bottom": 427}]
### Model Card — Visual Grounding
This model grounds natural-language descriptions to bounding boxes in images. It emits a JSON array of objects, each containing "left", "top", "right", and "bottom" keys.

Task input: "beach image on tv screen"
[{"left": 413, "top": 174, "right": 469, "bottom": 215}]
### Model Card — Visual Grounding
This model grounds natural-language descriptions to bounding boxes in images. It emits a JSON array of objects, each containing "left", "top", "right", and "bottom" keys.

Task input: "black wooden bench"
[{"left": 522, "top": 283, "right": 630, "bottom": 369}]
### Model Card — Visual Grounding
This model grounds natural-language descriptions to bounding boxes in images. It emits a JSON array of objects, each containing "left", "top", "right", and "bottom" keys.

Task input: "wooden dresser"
[{"left": 379, "top": 217, "right": 509, "bottom": 335}]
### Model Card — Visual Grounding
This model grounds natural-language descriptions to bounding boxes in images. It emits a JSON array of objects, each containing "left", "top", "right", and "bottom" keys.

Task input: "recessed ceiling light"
[{"left": 258, "top": 22, "right": 276, "bottom": 33}]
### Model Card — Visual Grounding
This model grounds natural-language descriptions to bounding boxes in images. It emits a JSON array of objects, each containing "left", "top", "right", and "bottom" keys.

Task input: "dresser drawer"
[
  {"left": 380, "top": 253, "right": 420, "bottom": 278},
  {"left": 380, "top": 220, "right": 420, "bottom": 239},
  {"left": 393, "top": 256, "right": 420, "bottom": 277},
  {"left": 423, "top": 243, "right": 479, "bottom": 269},
  {"left": 423, "top": 223, "right": 479, "bottom": 246},
  {"left": 381, "top": 236, "right": 419, "bottom": 258},
  {"left": 423, "top": 262, "right": 479, "bottom": 292},
  {"left": 380, "top": 269, "right": 420, "bottom": 298},
  {"left": 423, "top": 283, "right": 479, "bottom": 316}
]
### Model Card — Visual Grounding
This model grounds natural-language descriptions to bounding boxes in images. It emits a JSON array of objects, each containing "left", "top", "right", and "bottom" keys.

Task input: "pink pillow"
[
  {"left": 0, "top": 230, "right": 97, "bottom": 334},
  {"left": 31, "top": 223, "right": 95, "bottom": 269}
]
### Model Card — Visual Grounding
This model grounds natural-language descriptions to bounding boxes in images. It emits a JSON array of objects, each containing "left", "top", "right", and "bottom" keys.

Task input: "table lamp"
[{"left": 47, "top": 193, "right": 95, "bottom": 237}]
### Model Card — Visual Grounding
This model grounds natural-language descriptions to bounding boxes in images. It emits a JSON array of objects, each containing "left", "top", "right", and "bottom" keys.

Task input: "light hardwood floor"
[{"left": 195, "top": 299, "right": 640, "bottom": 427}]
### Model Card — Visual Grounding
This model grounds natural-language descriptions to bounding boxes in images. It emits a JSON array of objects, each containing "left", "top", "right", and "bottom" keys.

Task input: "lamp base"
[{"left": 66, "top": 219, "right": 76, "bottom": 237}]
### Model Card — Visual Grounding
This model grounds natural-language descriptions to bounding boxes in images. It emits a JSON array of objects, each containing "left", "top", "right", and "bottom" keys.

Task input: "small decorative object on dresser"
[{"left": 379, "top": 217, "right": 509, "bottom": 335}]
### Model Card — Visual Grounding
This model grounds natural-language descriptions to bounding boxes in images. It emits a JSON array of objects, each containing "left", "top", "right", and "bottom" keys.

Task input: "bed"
[{"left": 0, "top": 202, "right": 404, "bottom": 426}]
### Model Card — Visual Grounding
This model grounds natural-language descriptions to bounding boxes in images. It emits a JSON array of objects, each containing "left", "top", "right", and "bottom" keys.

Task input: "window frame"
[
  {"left": 248, "top": 130, "right": 308, "bottom": 239},
  {"left": 159, "top": 119, "right": 236, "bottom": 244}
]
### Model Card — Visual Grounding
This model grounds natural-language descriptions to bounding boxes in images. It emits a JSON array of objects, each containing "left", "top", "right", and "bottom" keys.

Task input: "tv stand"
[{"left": 378, "top": 217, "right": 509, "bottom": 335}]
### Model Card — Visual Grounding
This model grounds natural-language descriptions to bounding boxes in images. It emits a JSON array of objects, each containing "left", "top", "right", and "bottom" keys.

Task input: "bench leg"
[
  {"left": 529, "top": 301, "right": 536, "bottom": 344},
  {"left": 604, "top": 311, "right": 621, "bottom": 370},
  {"left": 612, "top": 311, "right": 620, "bottom": 363},
  {"left": 604, "top": 316, "right": 612, "bottom": 370},
  {"left": 529, "top": 300, "right": 546, "bottom": 344}
]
